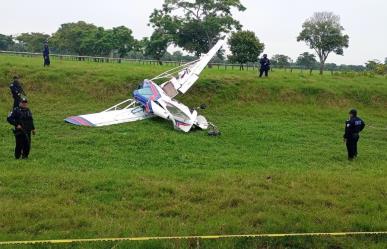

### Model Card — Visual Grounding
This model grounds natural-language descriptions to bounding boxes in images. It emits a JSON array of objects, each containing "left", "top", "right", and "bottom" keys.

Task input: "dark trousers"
[
  {"left": 44, "top": 56, "right": 50, "bottom": 67},
  {"left": 259, "top": 68, "right": 269, "bottom": 77},
  {"left": 346, "top": 135, "right": 359, "bottom": 159},
  {"left": 15, "top": 132, "right": 31, "bottom": 159}
]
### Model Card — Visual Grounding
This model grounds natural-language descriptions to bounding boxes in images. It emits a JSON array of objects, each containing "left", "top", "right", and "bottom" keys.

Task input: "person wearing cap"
[
  {"left": 43, "top": 43, "right": 50, "bottom": 67},
  {"left": 7, "top": 98, "right": 36, "bottom": 159},
  {"left": 259, "top": 54, "right": 271, "bottom": 77},
  {"left": 344, "top": 109, "right": 365, "bottom": 160},
  {"left": 9, "top": 76, "right": 26, "bottom": 108}
]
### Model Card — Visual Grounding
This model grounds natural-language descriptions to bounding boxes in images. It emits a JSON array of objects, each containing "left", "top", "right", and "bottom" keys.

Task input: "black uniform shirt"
[
  {"left": 260, "top": 57, "right": 271, "bottom": 70},
  {"left": 9, "top": 80, "right": 25, "bottom": 100},
  {"left": 43, "top": 47, "right": 50, "bottom": 57},
  {"left": 7, "top": 107, "right": 35, "bottom": 132},
  {"left": 344, "top": 117, "right": 365, "bottom": 139}
]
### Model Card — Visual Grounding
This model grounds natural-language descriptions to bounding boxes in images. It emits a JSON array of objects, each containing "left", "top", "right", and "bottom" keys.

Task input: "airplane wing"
[{"left": 65, "top": 99, "right": 153, "bottom": 127}]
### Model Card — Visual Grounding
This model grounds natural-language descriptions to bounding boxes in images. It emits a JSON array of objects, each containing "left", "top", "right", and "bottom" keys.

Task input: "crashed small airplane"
[{"left": 65, "top": 40, "right": 224, "bottom": 134}]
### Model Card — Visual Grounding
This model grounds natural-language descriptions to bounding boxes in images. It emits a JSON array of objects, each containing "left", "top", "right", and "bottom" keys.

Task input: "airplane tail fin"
[
  {"left": 176, "top": 40, "right": 225, "bottom": 94},
  {"left": 152, "top": 40, "right": 225, "bottom": 95}
]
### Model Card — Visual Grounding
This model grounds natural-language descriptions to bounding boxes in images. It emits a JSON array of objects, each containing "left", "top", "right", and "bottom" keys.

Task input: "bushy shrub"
[{"left": 375, "top": 64, "right": 387, "bottom": 75}]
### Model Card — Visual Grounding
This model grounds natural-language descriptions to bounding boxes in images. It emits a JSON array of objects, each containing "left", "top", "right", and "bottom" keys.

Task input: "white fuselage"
[{"left": 145, "top": 82, "right": 206, "bottom": 132}]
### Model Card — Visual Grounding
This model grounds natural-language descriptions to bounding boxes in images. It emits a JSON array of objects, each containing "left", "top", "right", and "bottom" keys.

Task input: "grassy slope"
[{"left": 0, "top": 55, "right": 386, "bottom": 248}]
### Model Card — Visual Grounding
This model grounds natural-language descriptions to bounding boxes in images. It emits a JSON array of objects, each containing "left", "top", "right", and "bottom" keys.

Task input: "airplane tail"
[
  {"left": 153, "top": 40, "right": 225, "bottom": 95},
  {"left": 177, "top": 40, "right": 225, "bottom": 94}
]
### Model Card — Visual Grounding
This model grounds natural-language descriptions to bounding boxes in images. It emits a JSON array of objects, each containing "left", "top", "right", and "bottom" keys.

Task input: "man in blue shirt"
[
  {"left": 259, "top": 54, "right": 271, "bottom": 77},
  {"left": 344, "top": 109, "right": 365, "bottom": 160},
  {"left": 43, "top": 42, "right": 50, "bottom": 67},
  {"left": 7, "top": 98, "right": 36, "bottom": 159}
]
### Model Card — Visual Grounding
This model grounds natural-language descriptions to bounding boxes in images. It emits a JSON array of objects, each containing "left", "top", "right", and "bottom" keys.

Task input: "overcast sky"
[{"left": 1, "top": 0, "right": 386, "bottom": 65}]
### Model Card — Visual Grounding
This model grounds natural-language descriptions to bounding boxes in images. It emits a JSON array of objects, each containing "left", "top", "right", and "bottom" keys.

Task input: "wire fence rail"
[{"left": 1, "top": 50, "right": 334, "bottom": 73}]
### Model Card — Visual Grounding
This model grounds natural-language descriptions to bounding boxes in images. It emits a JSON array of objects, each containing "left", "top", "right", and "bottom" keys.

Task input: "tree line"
[
  {"left": 0, "top": 22, "right": 200, "bottom": 63},
  {"left": 1, "top": 0, "right": 384, "bottom": 74},
  {"left": 270, "top": 52, "right": 369, "bottom": 72}
]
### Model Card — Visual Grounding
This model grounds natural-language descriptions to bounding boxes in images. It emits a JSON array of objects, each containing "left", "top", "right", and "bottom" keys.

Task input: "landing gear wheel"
[
  {"left": 208, "top": 130, "right": 221, "bottom": 136},
  {"left": 207, "top": 122, "right": 221, "bottom": 136}
]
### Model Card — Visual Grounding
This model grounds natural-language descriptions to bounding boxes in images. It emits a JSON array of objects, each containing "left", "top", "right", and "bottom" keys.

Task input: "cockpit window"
[{"left": 166, "top": 103, "right": 190, "bottom": 121}]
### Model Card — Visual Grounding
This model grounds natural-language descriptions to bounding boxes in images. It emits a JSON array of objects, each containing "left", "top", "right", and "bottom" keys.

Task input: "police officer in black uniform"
[
  {"left": 43, "top": 42, "right": 50, "bottom": 67},
  {"left": 344, "top": 109, "right": 365, "bottom": 160},
  {"left": 7, "top": 98, "right": 36, "bottom": 159},
  {"left": 9, "top": 76, "right": 26, "bottom": 108},
  {"left": 259, "top": 54, "right": 271, "bottom": 77}
]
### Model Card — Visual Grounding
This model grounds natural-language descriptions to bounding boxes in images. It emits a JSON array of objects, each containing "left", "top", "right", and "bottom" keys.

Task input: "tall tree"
[
  {"left": 0, "top": 34, "right": 14, "bottom": 50},
  {"left": 271, "top": 54, "right": 292, "bottom": 68},
  {"left": 51, "top": 21, "right": 98, "bottom": 55},
  {"left": 16, "top": 33, "right": 49, "bottom": 52},
  {"left": 149, "top": 0, "right": 246, "bottom": 56},
  {"left": 144, "top": 31, "right": 170, "bottom": 64},
  {"left": 133, "top": 38, "right": 148, "bottom": 54},
  {"left": 297, "top": 12, "right": 349, "bottom": 74},
  {"left": 52, "top": 22, "right": 135, "bottom": 57},
  {"left": 296, "top": 52, "right": 317, "bottom": 69},
  {"left": 228, "top": 30, "right": 264, "bottom": 70},
  {"left": 91, "top": 27, "right": 114, "bottom": 57},
  {"left": 112, "top": 26, "right": 135, "bottom": 58}
]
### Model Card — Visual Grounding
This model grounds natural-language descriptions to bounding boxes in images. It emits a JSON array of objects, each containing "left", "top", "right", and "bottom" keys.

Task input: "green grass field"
[{"left": 0, "top": 55, "right": 386, "bottom": 249}]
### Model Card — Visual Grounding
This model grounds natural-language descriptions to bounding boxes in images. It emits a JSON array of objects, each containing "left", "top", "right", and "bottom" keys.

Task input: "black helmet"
[{"left": 349, "top": 109, "right": 357, "bottom": 116}]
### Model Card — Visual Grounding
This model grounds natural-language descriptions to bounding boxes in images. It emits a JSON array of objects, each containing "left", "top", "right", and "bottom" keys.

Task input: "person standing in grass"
[
  {"left": 7, "top": 98, "right": 36, "bottom": 160},
  {"left": 43, "top": 42, "right": 50, "bottom": 67},
  {"left": 259, "top": 54, "right": 271, "bottom": 77},
  {"left": 344, "top": 109, "right": 365, "bottom": 160},
  {"left": 9, "top": 75, "right": 26, "bottom": 108}
]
